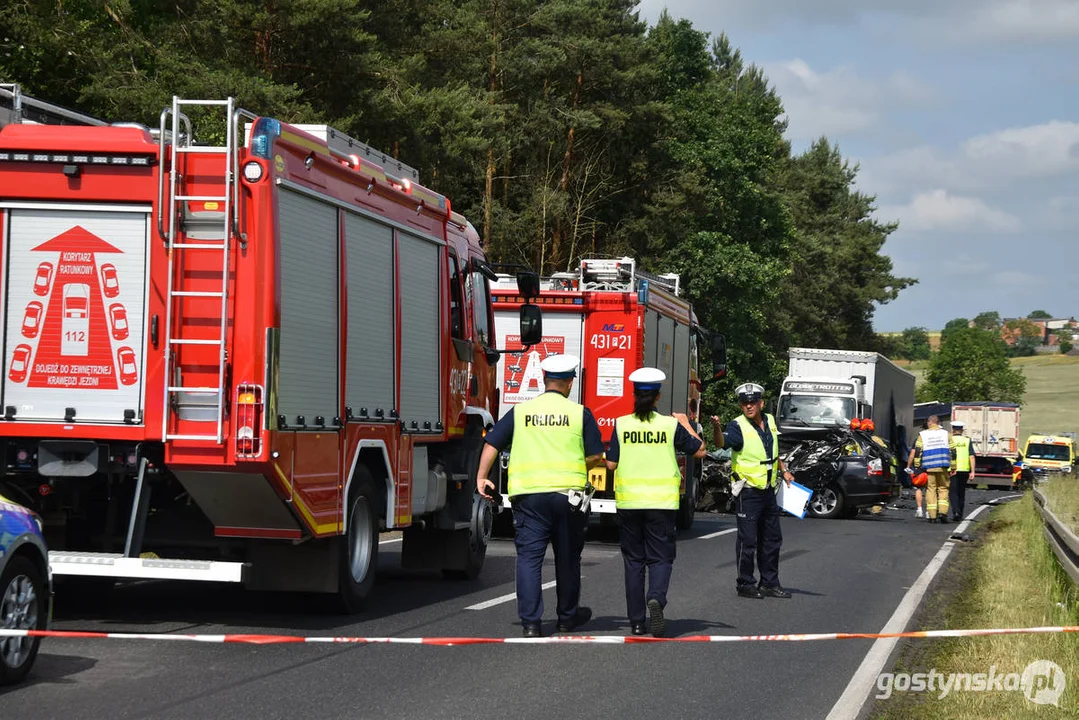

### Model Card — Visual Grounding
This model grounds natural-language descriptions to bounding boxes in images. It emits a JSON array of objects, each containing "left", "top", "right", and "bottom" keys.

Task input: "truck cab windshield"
[{"left": 779, "top": 394, "right": 855, "bottom": 427}]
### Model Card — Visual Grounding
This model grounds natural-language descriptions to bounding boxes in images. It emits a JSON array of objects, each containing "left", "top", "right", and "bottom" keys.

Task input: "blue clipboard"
[{"left": 776, "top": 480, "right": 813, "bottom": 519}]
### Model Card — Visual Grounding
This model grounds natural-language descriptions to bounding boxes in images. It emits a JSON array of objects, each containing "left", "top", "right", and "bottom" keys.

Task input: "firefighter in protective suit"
[
  {"left": 606, "top": 368, "right": 706, "bottom": 637},
  {"left": 712, "top": 383, "right": 795, "bottom": 599},
  {"left": 476, "top": 354, "right": 605, "bottom": 637}
]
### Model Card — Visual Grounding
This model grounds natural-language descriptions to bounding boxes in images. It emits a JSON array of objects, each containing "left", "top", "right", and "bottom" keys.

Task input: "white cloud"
[
  {"left": 877, "top": 189, "right": 1022, "bottom": 233},
  {"left": 637, "top": 0, "right": 1079, "bottom": 41},
  {"left": 765, "top": 60, "right": 931, "bottom": 140},
  {"left": 963, "top": 121, "right": 1079, "bottom": 178},
  {"left": 859, "top": 121, "right": 1079, "bottom": 196},
  {"left": 967, "top": 0, "right": 1079, "bottom": 40}
]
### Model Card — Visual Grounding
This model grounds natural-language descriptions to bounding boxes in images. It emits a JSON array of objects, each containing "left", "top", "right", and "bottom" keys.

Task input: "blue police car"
[{"left": 0, "top": 493, "right": 50, "bottom": 685}]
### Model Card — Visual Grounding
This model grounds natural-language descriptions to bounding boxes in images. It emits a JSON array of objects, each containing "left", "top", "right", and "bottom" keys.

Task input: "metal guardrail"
[{"left": 1033, "top": 488, "right": 1079, "bottom": 585}]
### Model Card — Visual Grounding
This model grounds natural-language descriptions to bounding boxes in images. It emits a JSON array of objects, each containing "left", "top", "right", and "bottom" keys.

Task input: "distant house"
[{"left": 999, "top": 317, "right": 1078, "bottom": 347}]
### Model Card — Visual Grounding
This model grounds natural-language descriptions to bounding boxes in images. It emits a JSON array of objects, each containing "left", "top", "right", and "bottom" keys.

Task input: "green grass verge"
[
  {"left": 872, "top": 495, "right": 1079, "bottom": 718},
  {"left": 1040, "top": 475, "right": 1079, "bottom": 536}
]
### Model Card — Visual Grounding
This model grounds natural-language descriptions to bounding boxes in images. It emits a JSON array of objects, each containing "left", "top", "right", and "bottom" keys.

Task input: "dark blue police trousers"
[
  {"left": 511, "top": 491, "right": 586, "bottom": 624},
  {"left": 735, "top": 484, "right": 782, "bottom": 589},
  {"left": 618, "top": 508, "right": 677, "bottom": 622}
]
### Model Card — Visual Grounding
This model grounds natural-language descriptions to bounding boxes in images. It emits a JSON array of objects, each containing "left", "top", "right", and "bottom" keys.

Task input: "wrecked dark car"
[
  {"left": 696, "top": 428, "right": 899, "bottom": 519},
  {"left": 783, "top": 428, "right": 900, "bottom": 518}
]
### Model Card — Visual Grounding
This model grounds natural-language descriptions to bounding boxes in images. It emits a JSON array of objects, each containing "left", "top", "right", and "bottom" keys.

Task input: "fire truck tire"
[{"left": 338, "top": 471, "right": 378, "bottom": 612}]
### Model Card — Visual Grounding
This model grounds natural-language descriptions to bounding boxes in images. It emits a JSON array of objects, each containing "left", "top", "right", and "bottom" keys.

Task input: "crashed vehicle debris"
[{"left": 696, "top": 425, "right": 899, "bottom": 519}]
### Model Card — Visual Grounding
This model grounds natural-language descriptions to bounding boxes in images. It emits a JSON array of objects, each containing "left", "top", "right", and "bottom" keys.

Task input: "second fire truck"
[{"left": 492, "top": 257, "right": 724, "bottom": 530}]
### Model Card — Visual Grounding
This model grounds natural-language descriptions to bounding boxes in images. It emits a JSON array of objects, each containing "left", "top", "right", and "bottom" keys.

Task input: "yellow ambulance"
[{"left": 1021, "top": 433, "right": 1077, "bottom": 476}]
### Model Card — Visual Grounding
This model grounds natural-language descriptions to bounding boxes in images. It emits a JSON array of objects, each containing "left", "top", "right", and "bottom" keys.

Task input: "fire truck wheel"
[
  {"left": 339, "top": 471, "right": 378, "bottom": 612},
  {"left": 443, "top": 494, "right": 491, "bottom": 580}
]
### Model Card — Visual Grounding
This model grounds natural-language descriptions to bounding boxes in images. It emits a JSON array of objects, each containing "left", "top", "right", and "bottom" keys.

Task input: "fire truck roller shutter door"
[
  {"left": 397, "top": 232, "right": 441, "bottom": 432},
  {"left": 644, "top": 309, "right": 659, "bottom": 368},
  {"left": 672, "top": 321, "right": 690, "bottom": 414},
  {"left": 276, "top": 190, "right": 340, "bottom": 425},
  {"left": 656, "top": 315, "right": 675, "bottom": 415},
  {"left": 344, "top": 213, "right": 395, "bottom": 420}
]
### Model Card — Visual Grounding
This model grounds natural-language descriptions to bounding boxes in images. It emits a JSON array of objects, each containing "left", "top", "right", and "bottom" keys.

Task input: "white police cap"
[
  {"left": 951, "top": 420, "right": 965, "bottom": 429},
  {"left": 541, "top": 354, "right": 580, "bottom": 379},
  {"left": 735, "top": 382, "right": 764, "bottom": 401},
  {"left": 628, "top": 367, "right": 666, "bottom": 391}
]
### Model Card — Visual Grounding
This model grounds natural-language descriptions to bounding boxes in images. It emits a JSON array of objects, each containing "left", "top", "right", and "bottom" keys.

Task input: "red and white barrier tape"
[{"left": 1, "top": 626, "right": 1077, "bottom": 645}]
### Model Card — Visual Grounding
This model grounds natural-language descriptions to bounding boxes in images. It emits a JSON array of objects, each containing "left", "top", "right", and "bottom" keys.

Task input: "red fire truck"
[
  {"left": 0, "top": 83, "right": 539, "bottom": 609},
  {"left": 492, "top": 257, "right": 724, "bottom": 530}
]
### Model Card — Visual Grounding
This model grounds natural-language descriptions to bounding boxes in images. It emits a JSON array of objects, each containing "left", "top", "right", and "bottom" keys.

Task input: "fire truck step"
[
  {"left": 168, "top": 338, "right": 223, "bottom": 345},
  {"left": 168, "top": 386, "right": 220, "bottom": 393},
  {"left": 170, "top": 243, "right": 225, "bottom": 249},
  {"left": 170, "top": 290, "right": 224, "bottom": 298},
  {"left": 49, "top": 551, "right": 244, "bottom": 582},
  {"left": 165, "top": 433, "right": 222, "bottom": 441}
]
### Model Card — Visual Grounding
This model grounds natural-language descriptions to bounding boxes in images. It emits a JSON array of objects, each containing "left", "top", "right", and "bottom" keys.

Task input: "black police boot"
[
  {"left": 759, "top": 585, "right": 792, "bottom": 599},
  {"left": 630, "top": 622, "right": 647, "bottom": 636},
  {"left": 522, "top": 623, "right": 542, "bottom": 638},
  {"left": 556, "top": 607, "right": 592, "bottom": 633},
  {"left": 647, "top": 599, "right": 666, "bottom": 638},
  {"left": 737, "top": 586, "right": 763, "bottom": 599}
]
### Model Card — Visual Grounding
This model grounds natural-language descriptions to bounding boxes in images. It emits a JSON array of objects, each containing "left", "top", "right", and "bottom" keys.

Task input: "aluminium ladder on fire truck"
[
  {"left": 158, "top": 97, "right": 255, "bottom": 443},
  {"left": 0, "top": 83, "right": 107, "bottom": 128}
]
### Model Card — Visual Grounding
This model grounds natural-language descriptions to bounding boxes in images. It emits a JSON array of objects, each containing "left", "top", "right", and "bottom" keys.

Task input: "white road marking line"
[
  {"left": 826, "top": 500, "right": 997, "bottom": 720},
  {"left": 698, "top": 528, "right": 737, "bottom": 540},
  {"left": 466, "top": 581, "right": 558, "bottom": 610},
  {"left": 378, "top": 538, "right": 402, "bottom": 545}
]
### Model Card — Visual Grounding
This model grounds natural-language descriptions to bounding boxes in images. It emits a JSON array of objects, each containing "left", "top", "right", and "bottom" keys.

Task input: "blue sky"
[{"left": 636, "top": 0, "right": 1079, "bottom": 332}]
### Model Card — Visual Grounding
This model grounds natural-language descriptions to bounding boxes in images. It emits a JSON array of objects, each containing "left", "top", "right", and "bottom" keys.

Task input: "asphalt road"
[{"left": 1, "top": 489, "right": 1005, "bottom": 719}]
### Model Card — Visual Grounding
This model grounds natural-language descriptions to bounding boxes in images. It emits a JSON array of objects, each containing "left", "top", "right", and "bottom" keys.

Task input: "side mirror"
[
  {"left": 516, "top": 271, "right": 540, "bottom": 301},
  {"left": 472, "top": 258, "right": 499, "bottom": 282},
  {"left": 711, "top": 334, "right": 727, "bottom": 380},
  {"left": 520, "top": 304, "right": 542, "bottom": 346}
]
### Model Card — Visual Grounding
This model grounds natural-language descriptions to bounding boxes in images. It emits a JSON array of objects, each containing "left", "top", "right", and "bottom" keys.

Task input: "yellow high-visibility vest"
[
  {"left": 613, "top": 412, "right": 681, "bottom": 510},
  {"left": 507, "top": 391, "right": 587, "bottom": 496},
  {"left": 952, "top": 435, "right": 973, "bottom": 472},
  {"left": 731, "top": 413, "right": 779, "bottom": 489}
]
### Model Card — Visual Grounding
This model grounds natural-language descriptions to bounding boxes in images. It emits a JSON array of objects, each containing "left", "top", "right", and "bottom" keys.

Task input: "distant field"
[
  {"left": 1012, "top": 354, "right": 1079, "bottom": 445},
  {"left": 905, "top": 354, "right": 1078, "bottom": 445}
]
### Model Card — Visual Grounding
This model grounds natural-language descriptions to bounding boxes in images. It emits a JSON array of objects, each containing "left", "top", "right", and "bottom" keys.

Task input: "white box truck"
[
  {"left": 951, "top": 402, "right": 1020, "bottom": 488},
  {"left": 777, "top": 347, "right": 915, "bottom": 448}
]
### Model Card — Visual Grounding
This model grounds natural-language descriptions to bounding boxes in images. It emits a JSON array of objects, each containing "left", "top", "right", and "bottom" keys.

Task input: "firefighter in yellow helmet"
[
  {"left": 712, "top": 383, "right": 794, "bottom": 599},
  {"left": 606, "top": 368, "right": 706, "bottom": 637},
  {"left": 476, "top": 354, "right": 605, "bottom": 638}
]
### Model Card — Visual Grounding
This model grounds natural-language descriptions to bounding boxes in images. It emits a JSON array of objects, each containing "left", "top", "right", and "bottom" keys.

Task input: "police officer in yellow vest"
[
  {"left": 606, "top": 368, "right": 706, "bottom": 637},
  {"left": 476, "top": 354, "right": 605, "bottom": 638},
  {"left": 711, "top": 383, "right": 794, "bottom": 599},
  {"left": 949, "top": 421, "right": 976, "bottom": 522}
]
